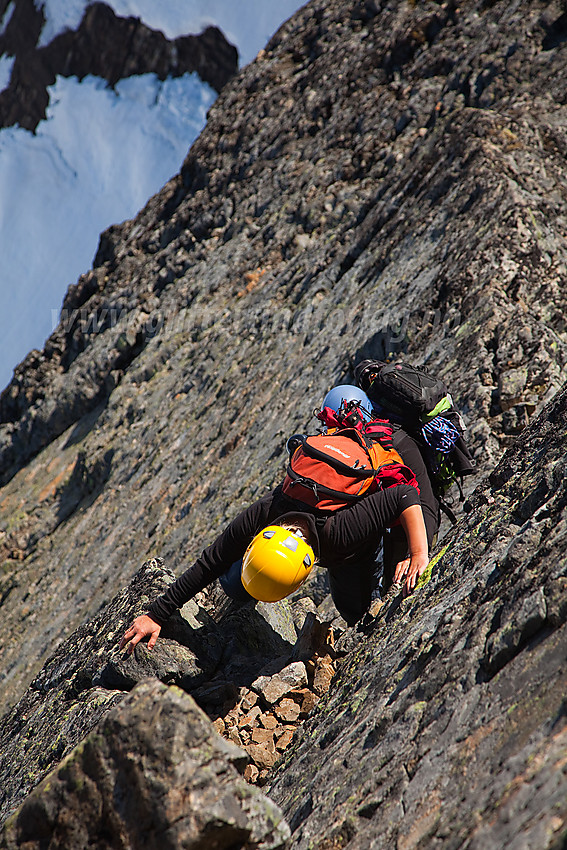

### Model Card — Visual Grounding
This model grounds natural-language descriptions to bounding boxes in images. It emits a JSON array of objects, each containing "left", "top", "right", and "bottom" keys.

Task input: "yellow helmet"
[{"left": 241, "top": 525, "right": 315, "bottom": 602}]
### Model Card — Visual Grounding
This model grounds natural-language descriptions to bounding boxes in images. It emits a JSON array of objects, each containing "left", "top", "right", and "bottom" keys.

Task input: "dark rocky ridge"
[
  {"left": 0, "top": 0, "right": 566, "bottom": 843},
  {"left": 0, "top": 0, "right": 238, "bottom": 131}
]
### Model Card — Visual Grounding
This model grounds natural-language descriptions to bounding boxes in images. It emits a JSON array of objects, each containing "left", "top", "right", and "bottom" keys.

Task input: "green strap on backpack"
[{"left": 354, "top": 359, "right": 475, "bottom": 514}]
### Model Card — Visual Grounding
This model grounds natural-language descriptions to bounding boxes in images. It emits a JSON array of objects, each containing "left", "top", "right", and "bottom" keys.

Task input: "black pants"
[
  {"left": 327, "top": 555, "right": 379, "bottom": 626},
  {"left": 219, "top": 559, "right": 255, "bottom": 602},
  {"left": 382, "top": 525, "right": 409, "bottom": 593}
]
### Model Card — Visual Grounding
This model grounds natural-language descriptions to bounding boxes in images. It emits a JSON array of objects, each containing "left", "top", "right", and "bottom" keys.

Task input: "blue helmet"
[{"left": 317, "top": 384, "right": 373, "bottom": 428}]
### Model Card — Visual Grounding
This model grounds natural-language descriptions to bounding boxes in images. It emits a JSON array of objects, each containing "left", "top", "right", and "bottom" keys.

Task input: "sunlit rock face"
[{"left": 1, "top": 0, "right": 567, "bottom": 845}]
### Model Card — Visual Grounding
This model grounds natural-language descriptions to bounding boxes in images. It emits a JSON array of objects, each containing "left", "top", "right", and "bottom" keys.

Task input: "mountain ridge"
[{"left": 0, "top": 0, "right": 566, "bottom": 845}]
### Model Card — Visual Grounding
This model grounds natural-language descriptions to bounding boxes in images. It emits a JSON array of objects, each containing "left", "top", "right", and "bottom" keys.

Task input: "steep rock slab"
[
  {"left": 0, "top": 679, "right": 290, "bottom": 850},
  {"left": 3, "top": 0, "right": 567, "bottom": 476},
  {"left": 1, "top": 0, "right": 567, "bottom": 724},
  {"left": 0, "top": 0, "right": 237, "bottom": 131},
  {"left": 268, "top": 383, "right": 567, "bottom": 847}
]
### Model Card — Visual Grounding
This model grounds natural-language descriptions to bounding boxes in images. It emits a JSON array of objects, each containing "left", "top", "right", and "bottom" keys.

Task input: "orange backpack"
[{"left": 282, "top": 428, "right": 418, "bottom": 511}]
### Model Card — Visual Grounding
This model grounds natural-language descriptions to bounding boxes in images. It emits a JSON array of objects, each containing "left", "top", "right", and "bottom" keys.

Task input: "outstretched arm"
[
  {"left": 146, "top": 496, "right": 272, "bottom": 625},
  {"left": 394, "top": 504, "right": 429, "bottom": 595},
  {"left": 118, "top": 494, "right": 275, "bottom": 652}
]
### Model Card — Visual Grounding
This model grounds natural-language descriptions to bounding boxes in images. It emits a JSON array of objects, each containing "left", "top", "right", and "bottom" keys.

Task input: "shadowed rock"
[{"left": 0, "top": 679, "right": 290, "bottom": 850}]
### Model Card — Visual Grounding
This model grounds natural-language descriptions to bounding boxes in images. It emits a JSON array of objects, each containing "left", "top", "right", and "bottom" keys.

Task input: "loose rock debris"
[{"left": 199, "top": 618, "right": 339, "bottom": 784}]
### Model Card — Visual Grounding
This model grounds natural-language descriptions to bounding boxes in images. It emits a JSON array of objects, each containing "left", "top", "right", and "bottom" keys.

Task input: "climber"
[
  {"left": 119, "top": 470, "right": 429, "bottom": 654},
  {"left": 316, "top": 383, "right": 441, "bottom": 595}
]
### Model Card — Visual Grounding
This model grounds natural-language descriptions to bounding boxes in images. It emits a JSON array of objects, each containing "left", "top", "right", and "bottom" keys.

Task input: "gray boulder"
[{"left": 0, "top": 679, "right": 290, "bottom": 850}]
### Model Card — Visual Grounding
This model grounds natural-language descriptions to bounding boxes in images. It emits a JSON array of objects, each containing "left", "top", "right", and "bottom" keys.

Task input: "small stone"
[
  {"left": 212, "top": 717, "right": 225, "bottom": 734},
  {"left": 290, "top": 688, "right": 319, "bottom": 717},
  {"left": 259, "top": 712, "right": 279, "bottom": 730},
  {"left": 251, "top": 727, "right": 275, "bottom": 747},
  {"left": 246, "top": 743, "right": 278, "bottom": 770},
  {"left": 239, "top": 691, "right": 258, "bottom": 712},
  {"left": 280, "top": 661, "right": 309, "bottom": 688},
  {"left": 275, "top": 729, "right": 295, "bottom": 751},
  {"left": 227, "top": 726, "right": 243, "bottom": 746},
  {"left": 252, "top": 662, "right": 308, "bottom": 705},
  {"left": 239, "top": 706, "right": 262, "bottom": 730},
  {"left": 294, "top": 612, "right": 335, "bottom": 661},
  {"left": 251, "top": 676, "right": 289, "bottom": 705},
  {"left": 368, "top": 598, "right": 384, "bottom": 618},
  {"left": 244, "top": 763, "right": 259, "bottom": 783},
  {"left": 312, "top": 654, "right": 335, "bottom": 696},
  {"left": 275, "top": 698, "right": 301, "bottom": 723},
  {"left": 295, "top": 233, "right": 312, "bottom": 250},
  {"left": 224, "top": 709, "right": 240, "bottom": 727}
]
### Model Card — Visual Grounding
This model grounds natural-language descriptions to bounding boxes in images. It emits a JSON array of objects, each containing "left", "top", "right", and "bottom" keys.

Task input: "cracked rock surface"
[
  {"left": 0, "top": 679, "right": 290, "bottom": 850},
  {"left": 0, "top": 0, "right": 567, "bottom": 845}
]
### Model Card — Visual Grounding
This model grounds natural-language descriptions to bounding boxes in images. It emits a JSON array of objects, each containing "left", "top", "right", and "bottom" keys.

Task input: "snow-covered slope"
[
  {"left": 0, "top": 0, "right": 307, "bottom": 392},
  {"left": 0, "top": 72, "right": 215, "bottom": 392}
]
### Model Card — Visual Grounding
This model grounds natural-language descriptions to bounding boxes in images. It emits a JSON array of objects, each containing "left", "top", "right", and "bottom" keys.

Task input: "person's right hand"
[
  {"left": 401, "top": 552, "right": 429, "bottom": 596},
  {"left": 119, "top": 615, "right": 161, "bottom": 655}
]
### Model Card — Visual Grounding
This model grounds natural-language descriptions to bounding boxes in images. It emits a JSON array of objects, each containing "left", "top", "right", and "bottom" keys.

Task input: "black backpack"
[
  {"left": 354, "top": 359, "right": 475, "bottom": 515},
  {"left": 355, "top": 360, "right": 448, "bottom": 422}
]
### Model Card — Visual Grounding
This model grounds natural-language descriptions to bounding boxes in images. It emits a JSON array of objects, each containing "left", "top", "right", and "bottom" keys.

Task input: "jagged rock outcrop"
[
  {"left": 268, "top": 383, "right": 567, "bottom": 848},
  {"left": 0, "top": 679, "right": 290, "bottom": 850},
  {"left": 1, "top": 0, "right": 567, "bottom": 843},
  {"left": 0, "top": 0, "right": 238, "bottom": 131}
]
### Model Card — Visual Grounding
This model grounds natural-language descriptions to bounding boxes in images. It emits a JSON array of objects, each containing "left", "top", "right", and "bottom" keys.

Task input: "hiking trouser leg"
[
  {"left": 219, "top": 559, "right": 255, "bottom": 602},
  {"left": 382, "top": 526, "right": 408, "bottom": 593},
  {"left": 327, "top": 558, "right": 376, "bottom": 626}
]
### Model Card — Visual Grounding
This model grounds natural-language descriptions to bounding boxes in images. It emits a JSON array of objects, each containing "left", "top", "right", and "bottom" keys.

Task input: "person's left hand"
[{"left": 119, "top": 614, "right": 161, "bottom": 655}]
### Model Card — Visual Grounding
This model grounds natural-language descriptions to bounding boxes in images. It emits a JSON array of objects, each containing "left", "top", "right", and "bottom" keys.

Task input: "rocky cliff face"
[
  {"left": 1, "top": 0, "right": 566, "bottom": 845},
  {"left": 269, "top": 381, "right": 567, "bottom": 848},
  {"left": 0, "top": 0, "right": 237, "bottom": 131},
  {"left": 1, "top": 678, "right": 291, "bottom": 850}
]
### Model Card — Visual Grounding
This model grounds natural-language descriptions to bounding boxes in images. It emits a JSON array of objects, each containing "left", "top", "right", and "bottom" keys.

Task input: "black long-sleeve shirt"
[
  {"left": 391, "top": 426, "right": 440, "bottom": 544},
  {"left": 147, "top": 482, "right": 421, "bottom": 625}
]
